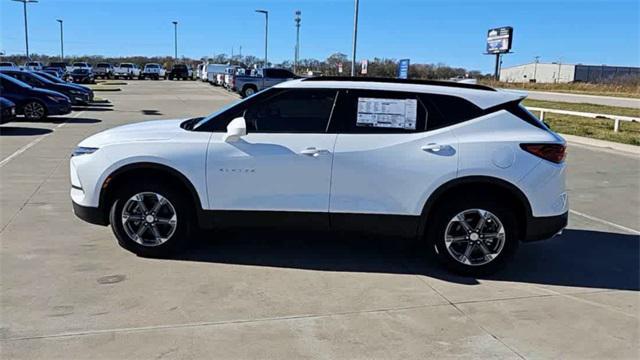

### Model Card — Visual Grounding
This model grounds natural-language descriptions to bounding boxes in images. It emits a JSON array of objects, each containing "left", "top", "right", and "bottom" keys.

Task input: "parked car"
[
  {"left": 69, "top": 77, "right": 568, "bottom": 275},
  {"left": 0, "top": 62, "right": 19, "bottom": 69},
  {"left": 48, "top": 61, "right": 71, "bottom": 72},
  {"left": 168, "top": 64, "right": 193, "bottom": 80},
  {"left": 0, "top": 73, "right": 71, "bottom": 121},
  {"left": 24, "top": 61, "right": 44, "bottom": 70},
  {"left": 1, "top": 69, "right": 92, "bottom": 105},
  {"left": 215, "top": 73, "right": 225, "bottom": 86},
  {"left": 34, "top": 70, "right": 94, "bottom": 102},
  {"left": 234, "top": 68, "right": 298, "bottom": 97},
  {"left": 113, "top": 63, "right": 140, "bottom": 79},
  {"left": 0, "top": 97, "right": 17, "bottom": 124},
  {"left": 72, "top": 62, "right": 92, "bottom": 71},
  {"left": 205, "top": 64, "right": 228, "bottom": 84},
  {"left": 140, "top": 63, "right": 166, "bottom": 80},
  {"left": 223, "top": 66, "right": 245, "bottom": 90},
  {"left": 42, "top": 66, "right": 65, "bottom": 78},
  {"left": 195, "top": 63, "right": 206, "bottom": 81},
  {"left": 69, "top": 68, "right": 95, "bottom": 84},
  {"left": 94, "top": 63, "right": 114, "bottom": 79}
]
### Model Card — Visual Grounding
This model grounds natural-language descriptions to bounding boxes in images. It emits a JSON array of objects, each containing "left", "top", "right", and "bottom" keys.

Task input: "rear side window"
[
  {"left": 244, "top": 89, "right": 337, "bottom": 133},
  {"left": 332, "top": 89, "right": 432, "bottom": 134},
  {"left": 420, "top": 94, "right": 483, "bottom": 130}
]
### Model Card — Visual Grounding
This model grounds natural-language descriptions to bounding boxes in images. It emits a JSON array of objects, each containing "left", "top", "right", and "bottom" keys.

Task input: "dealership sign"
[{"left": 486, "top": 26, "right": 513, "bottom": 54}]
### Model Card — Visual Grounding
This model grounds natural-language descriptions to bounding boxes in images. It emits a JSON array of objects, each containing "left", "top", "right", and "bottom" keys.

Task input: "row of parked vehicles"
[
  {"left": 0, "top": 61, "right": 196, "bottom": 82},
  {"left": 194, "top": 63, "right": 298, "bottom": 98},
  {"left": 0, "top": 68, "right": 94, "bottom": 123}
]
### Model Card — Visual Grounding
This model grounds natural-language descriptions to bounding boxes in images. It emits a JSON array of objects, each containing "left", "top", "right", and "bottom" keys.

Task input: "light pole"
[
  {"left": 533, "top": 56, "right": 540, "bottom": 82},
  {"left": 351, "top": 0, "right": 359, "bottom": 76},
  {"left": 255, "top": 10, "right": 268, "bottom": 67},
  {"left": 11, "top": 0, "right": 38, "bottom": 59},
  {"left": 56, "top": 19, "right": 64, "bottom": 61},
  {"left": 294, "top": 10, "right": 301, "bottom": 74},
  {"left": 172, "top": 21, "right": 178, "bottom": 60}
]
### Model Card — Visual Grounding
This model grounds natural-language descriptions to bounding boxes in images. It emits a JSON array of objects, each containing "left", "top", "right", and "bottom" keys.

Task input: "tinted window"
[
  {"left": 96, "top": 63, "right": 110, "bottom": 67},
  {"left": 421, "top": 94, "right": 483, "bottom": 130},
  {"left": 244, "top": 89, "right": 337, "bottom": 133},
  {"left": 267, "top": 69, "right": 293, "bottom": 78},
  {"left": 333, "top": 89, "right": 431, "bottom": 134}
]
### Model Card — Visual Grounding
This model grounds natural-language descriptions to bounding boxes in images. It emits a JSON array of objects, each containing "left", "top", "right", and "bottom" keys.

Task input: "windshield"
[
  {"left": 0, "top": 62, "right": 14, "bottom": 66},
  {"left": 72, "top": 68, "right": 89, "bottom": 74},
  {"left": 121, "top": 64, "right": 133, "bottom": 68},
  {"left": 173, "top": 64, "right": 186, "bottom": 69},
  {"left": 26, "top": 62, "right": 40, "bottom": 66},
  {"left": 96, "top": 63, "right": 109, "bottom": 68},
  {"left": 146, "top": 64, "right": 160, "bottom": 68},
  {"left": 192, "top": 98, "right": 243, "bottom": 130},
  {"left": 0, "top": 73, "right": 31, "bottom": 88},
  {"left": 36, "top": 71, "right": 64, "bottom": 83}
]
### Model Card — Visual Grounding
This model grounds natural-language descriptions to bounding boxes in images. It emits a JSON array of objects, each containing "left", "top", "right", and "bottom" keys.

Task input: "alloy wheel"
[
  {"left": 24, "top": 102, "right": 45, "bottom": 120},
  {"left": 444, "top": 209, "right": 506, "bottom": 266},
  {"left": 121, "top": 192, "right": 177, "bottom": 247}
]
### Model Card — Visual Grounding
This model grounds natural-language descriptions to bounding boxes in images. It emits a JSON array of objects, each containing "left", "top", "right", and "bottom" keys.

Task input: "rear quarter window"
[{"left": 420, "top": 94, "right": 483, "bottom": 130}]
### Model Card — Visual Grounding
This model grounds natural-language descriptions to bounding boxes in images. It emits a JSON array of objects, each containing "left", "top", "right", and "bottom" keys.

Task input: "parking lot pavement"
[{"left": 1, "top": 80, "right": 638, "bottom": 359}]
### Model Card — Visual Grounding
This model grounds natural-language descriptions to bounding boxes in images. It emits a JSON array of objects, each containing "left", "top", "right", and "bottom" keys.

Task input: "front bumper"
[
  {"left": 50, "top": 102, "right": 72, "bottom": 115},
  {"left": 72, "top": 201, "right": 108, "bottom": 226},
  {"left": 523, "top": 211, "right": 568, "bottom": 242}
]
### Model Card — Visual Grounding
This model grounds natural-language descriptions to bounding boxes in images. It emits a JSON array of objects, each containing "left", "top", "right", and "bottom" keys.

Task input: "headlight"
[
  {"left": 70, "top": 90, "right": 83, "bottom": 94},
  {"left": 47, "top": 95, "right": 68, "bottom": 103},
  {"left": 71, "top": 146, "right": 99, "bottom": 157}
]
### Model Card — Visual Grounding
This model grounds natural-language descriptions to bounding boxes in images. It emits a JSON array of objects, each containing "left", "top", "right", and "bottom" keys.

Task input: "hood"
[
  {"left": 0, "top": 97, "right": 15, "bottom": 107},
  {"left": 78, "top": 119, "right": 187, "bottom": 147}
]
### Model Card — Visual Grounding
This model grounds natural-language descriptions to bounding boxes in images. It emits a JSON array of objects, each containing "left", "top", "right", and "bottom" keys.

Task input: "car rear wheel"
[
  {"left": 23, "top": 101, "right": 47, "bottom": 121},
  {"left": 109, "top": 181, "right": 192, "bottom": 257},
  {"left": 428, "top": 199, "right": 518, "bottom": 275},
  {"left": 242, "top": 86, "right": 256, "bottom": 98}
]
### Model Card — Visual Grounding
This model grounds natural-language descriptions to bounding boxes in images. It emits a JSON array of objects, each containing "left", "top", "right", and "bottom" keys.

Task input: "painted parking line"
[
  {"left": 0, "top": 111, "right": 85, "bottom": 168},
  {"left": 570, "top": 209, "right": 640, "bottom": 235}
]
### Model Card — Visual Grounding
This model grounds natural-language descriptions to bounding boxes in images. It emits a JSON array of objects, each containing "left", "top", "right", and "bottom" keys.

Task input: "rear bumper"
[
  {"left": 72, "top": 201, "right": 108, "bottom": 226},
  {"left": 523, "top": 211, "right": 568, "bottom": 242}
]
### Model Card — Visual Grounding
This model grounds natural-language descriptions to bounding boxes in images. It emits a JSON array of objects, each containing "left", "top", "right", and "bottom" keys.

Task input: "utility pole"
[
  {"left": 494, "top": 53, "right": 500, "bottom": 80},
  {"left": 255, "top": 10, "right": 269, "bottom": 67},
  {"left": 172, "top": 21, "right": 178, "bottom": 60},
  {"left": 294, "top": 10, "right": 301, "bottom": 74},
  {"left": 351, "top": 0, "right": 359, "bottom": 76},
  {"left": 56, "top": 19, "right": 64, "bottom": 61},
  {"left": 533, "top": 56, "right": 540, "bottom": 82},
  {"left": 12, "top": 0, "right": 38, "bottom": 59}
]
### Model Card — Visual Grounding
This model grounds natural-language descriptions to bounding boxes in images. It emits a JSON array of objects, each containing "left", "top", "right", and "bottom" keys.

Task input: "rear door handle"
[{"left": 421, "top": 143, "right": 445, "bottom": 152}]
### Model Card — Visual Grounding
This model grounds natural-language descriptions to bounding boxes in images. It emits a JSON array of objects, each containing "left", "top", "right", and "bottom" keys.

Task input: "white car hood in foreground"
[{"left": 78, "top": 119, "right": 187, "bottom": 147}]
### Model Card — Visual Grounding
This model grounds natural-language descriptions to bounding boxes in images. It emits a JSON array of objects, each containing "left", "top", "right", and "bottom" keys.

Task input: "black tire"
[
  {"left": 241, "top": 86, "right": 257, "bottom": 98},
  {"left": 427, "top": 198, "right": 519, "bottom": 275},
  {"left": 22, "top": 100, "right": 47, "bottom": 121},
  {"left": 109, "top": 180, "right": 193, "bottom": 258}
]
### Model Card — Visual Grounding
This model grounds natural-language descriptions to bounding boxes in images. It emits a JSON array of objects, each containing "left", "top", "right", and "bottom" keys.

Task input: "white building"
[
  {"left": 500, "top": 62, "right": 640, "bottom": 84},
  {"left": 500, "top": 62, "right": 575, "bottom": 83}
]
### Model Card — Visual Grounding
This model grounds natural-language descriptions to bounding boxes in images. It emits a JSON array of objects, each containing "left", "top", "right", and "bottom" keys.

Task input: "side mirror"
[{"left": 223, "top": 117, "right": 247, "bottom": 142}]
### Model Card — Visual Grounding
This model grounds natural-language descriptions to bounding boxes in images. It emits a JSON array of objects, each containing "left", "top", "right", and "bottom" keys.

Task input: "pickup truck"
[
  {"left": 140, "top": 63, "right": 166, "bottom": 80},
  {"left": 113, "top": 63, "right": 141, "bottom": 79},
  {"left": 234, "top": 68, "right": 298, "bottom": 97},
  {"left": 168, "top": 64, "right": 193, "bottom": 80},
  {"left": 94, "top": 63, "right": 114, "bottom": 79}
]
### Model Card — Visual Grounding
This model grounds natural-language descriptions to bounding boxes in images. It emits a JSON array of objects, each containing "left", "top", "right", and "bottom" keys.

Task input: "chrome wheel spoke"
[
  {"left": 456, "top": 214, "right": 474, "bottom": 233},
  {"left": 445, "top": 235, "right": 467, "bottom": 244},
  {"left": 121, "top": 192, "right": 177, "bottom": 247},
  {"left": 475, "top": 210, "right": 488, "bottom": 232},
  {"left": 445, "top": 208, "right": 506, "bottom": 267}
]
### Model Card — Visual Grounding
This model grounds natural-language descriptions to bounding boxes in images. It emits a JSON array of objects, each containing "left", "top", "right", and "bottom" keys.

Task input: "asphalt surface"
[
  {"left": 1, "top": 80, "right": 638, "bottom": 359},
  {"left": 525, "top": 90, "right": 640, "bottom": 109}
]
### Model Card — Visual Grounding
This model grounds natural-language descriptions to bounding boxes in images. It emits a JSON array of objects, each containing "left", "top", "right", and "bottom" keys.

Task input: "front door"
[{"left": 206, "top": 89, "right": 339, "bottom": 217}]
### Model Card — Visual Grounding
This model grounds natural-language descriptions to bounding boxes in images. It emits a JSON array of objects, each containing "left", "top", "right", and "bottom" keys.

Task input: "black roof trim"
[{"left": 302, "top": 76, "right": 496, "bottom": 91}]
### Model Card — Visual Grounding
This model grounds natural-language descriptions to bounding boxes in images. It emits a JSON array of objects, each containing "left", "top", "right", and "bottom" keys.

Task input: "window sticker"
[{"left": 356, "top": 97, "right": 417, "bottom": 130}]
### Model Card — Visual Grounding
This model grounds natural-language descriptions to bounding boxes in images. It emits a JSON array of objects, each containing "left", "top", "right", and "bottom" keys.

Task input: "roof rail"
[{"left": 302, "top": 76, "right": 496, "bottom": 91}]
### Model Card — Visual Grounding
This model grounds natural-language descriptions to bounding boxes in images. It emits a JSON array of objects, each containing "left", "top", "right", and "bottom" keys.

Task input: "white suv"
[{"left": 70, "top": 77, "right": 568, "bottom": 274}]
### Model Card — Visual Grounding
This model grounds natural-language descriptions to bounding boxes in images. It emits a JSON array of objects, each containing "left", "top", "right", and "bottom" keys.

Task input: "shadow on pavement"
[
  {"left": 174, "top": 228, "right": 639, "bottom": 291},
  {"left": 0, "top": 126, "right": 53, "bottom": 136},
  {"left": 142, "top": 109, "right": 163, "bottom": 116},
  {"left": 72, "top": 106, "right": 113, "bottom": 112},
  {"left": 51, "top": 117, "right": 102, "bottom": 124}
]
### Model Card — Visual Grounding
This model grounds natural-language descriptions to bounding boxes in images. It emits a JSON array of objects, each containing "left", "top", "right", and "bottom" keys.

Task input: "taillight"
[{"left": 520, "top": 143, "right": 566, "bottom": 164}]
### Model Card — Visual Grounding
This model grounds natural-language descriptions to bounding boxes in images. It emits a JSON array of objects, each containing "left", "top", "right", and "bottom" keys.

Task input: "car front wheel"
[
  {"left": 109, "top": 182, "right": 192, "bottom": 257},
  {"left": 23, "top": 101, "right": 47, "bottom": 121},
  {"left": 428, "top": 200, "right": 518, "bottom": 275}
]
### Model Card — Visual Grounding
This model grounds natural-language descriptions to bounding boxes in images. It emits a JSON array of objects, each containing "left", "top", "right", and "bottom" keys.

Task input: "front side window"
[{"left": 244, "top": 89, "right": 337, "bottom": 133}]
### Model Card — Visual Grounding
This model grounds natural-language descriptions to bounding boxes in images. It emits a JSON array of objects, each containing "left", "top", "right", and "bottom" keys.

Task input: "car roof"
[{"left": 274, "top": 77, "right": 526, "bottom": 109}]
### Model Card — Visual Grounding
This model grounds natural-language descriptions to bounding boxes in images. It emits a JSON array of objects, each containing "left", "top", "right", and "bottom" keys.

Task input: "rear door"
[{"left": 329, "top": 89, "right": 459, "bottom": 229}]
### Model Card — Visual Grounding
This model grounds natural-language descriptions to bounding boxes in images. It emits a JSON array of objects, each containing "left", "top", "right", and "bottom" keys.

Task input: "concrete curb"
[{"left": 560, "top": 133, "right": 640, "bottom": 157}]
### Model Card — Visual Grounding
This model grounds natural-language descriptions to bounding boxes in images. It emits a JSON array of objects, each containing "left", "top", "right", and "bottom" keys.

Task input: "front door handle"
[
  {"left": 421, "top": 143, "right": 444, "bottom": 152},
  {"left": 300, "top": 147, "right": 326, "bottom": 157}
]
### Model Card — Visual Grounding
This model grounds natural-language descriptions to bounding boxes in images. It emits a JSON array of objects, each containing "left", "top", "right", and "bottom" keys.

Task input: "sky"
[{"left": 1, "top": 0, "right": 638, "bottom": 73}]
